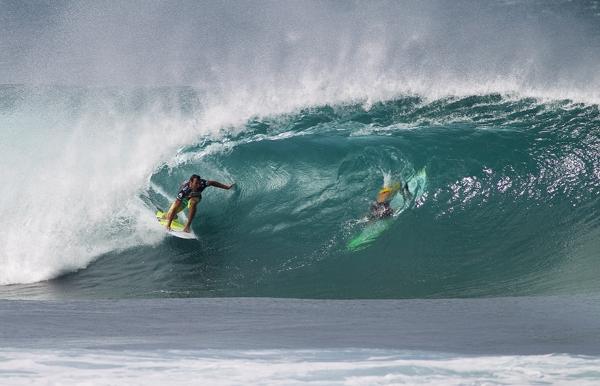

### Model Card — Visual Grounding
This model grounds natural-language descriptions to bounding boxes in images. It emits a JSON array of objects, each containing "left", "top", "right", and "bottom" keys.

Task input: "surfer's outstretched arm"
[{"left": 208, "top": 180, "right": 235, "bottom": 190}]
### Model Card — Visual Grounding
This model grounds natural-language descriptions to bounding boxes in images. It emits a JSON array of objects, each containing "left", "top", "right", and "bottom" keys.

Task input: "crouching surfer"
[
  {"left": 164, "top": 174, "right": 235, "bottom": 232},
  {"left": 370, "top": 182, "right": 411, "bottom": 219}
]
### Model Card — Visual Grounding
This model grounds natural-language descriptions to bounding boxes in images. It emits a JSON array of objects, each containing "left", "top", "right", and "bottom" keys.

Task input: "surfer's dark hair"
[{"left": 190, "top": 174, "right": 201, "bottom": 182}]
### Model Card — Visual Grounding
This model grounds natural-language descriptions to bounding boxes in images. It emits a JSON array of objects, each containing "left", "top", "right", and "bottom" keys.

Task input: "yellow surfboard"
[{"left": 155, "top": 210, "right": 197, "bottom": 240}]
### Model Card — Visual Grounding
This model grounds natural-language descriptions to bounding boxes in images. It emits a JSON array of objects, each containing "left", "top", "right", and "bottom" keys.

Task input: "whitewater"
[{"left": 1, "top": 0, "right": 600, "bottom": 384}]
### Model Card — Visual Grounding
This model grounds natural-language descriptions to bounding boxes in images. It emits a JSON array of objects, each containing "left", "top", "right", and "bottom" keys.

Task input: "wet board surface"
[{"left": 156, "top": 210, "right": 197, "bottom": 240}]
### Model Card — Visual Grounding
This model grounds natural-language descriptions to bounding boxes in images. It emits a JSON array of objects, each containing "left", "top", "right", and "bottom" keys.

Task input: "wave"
[
  {"left": 143, "top": 96, "right": 600, "bottom": 298},
  {"left": 1, "top": 85, "right": 598, "bottom": 299}
]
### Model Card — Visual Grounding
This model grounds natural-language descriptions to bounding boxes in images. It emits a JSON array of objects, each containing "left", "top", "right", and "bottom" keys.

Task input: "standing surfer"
[{"left": 164, "top": 174, "right": 235, "bottom": 232}]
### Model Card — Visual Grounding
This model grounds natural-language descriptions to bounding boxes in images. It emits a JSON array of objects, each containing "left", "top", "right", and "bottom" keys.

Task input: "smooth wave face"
[
  {"left": 2, "top": 87, "right": 598, "bottom": 299},
  {"left": 128, "top": 96, "right": 600, "bottom": 298}
]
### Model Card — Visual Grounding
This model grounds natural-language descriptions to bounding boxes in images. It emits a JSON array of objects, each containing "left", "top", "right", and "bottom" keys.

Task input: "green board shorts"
[{"left": 179, "top": 196, "right": 200, "bottom": 211}]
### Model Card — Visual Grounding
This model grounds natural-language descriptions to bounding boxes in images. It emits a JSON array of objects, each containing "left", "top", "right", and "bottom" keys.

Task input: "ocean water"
[
  {"left": 1, "top": 89, "right": 598, "bottom": 300},
  {"left": 4, "top": 348, "right": 600, "bottom": 386},
  {"left": 2, "top": 297, "right": 600, "bottom": 385},
  {"left": 1, "top": 0, "right": 600, "bottom": 384}
]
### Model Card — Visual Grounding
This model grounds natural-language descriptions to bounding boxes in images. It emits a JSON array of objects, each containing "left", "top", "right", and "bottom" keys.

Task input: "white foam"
[
  {"left": 1, "top": 349, "right": 599, "bottom": 386},
  {"left": 0, "top": 93, "right": 201, "bottom": 285}
]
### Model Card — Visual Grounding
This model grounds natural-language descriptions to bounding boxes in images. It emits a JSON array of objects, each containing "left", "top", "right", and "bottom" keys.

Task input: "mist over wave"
[
  {"left": 0, "top": 1, "right": 599, "bottom": 297},
  {"left": 2, "top": 0, "right": 600, "bottom": 101}
]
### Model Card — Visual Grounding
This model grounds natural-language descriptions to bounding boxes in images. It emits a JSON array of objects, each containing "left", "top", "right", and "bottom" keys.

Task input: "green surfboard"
[{"left": 347, "top": 168, "right": 427, "bottom": 251}]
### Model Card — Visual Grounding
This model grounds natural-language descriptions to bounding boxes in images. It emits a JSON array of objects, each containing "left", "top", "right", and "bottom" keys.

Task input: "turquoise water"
[{"left": 1, "top": 88, "right": 598, "bottom": 299}]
